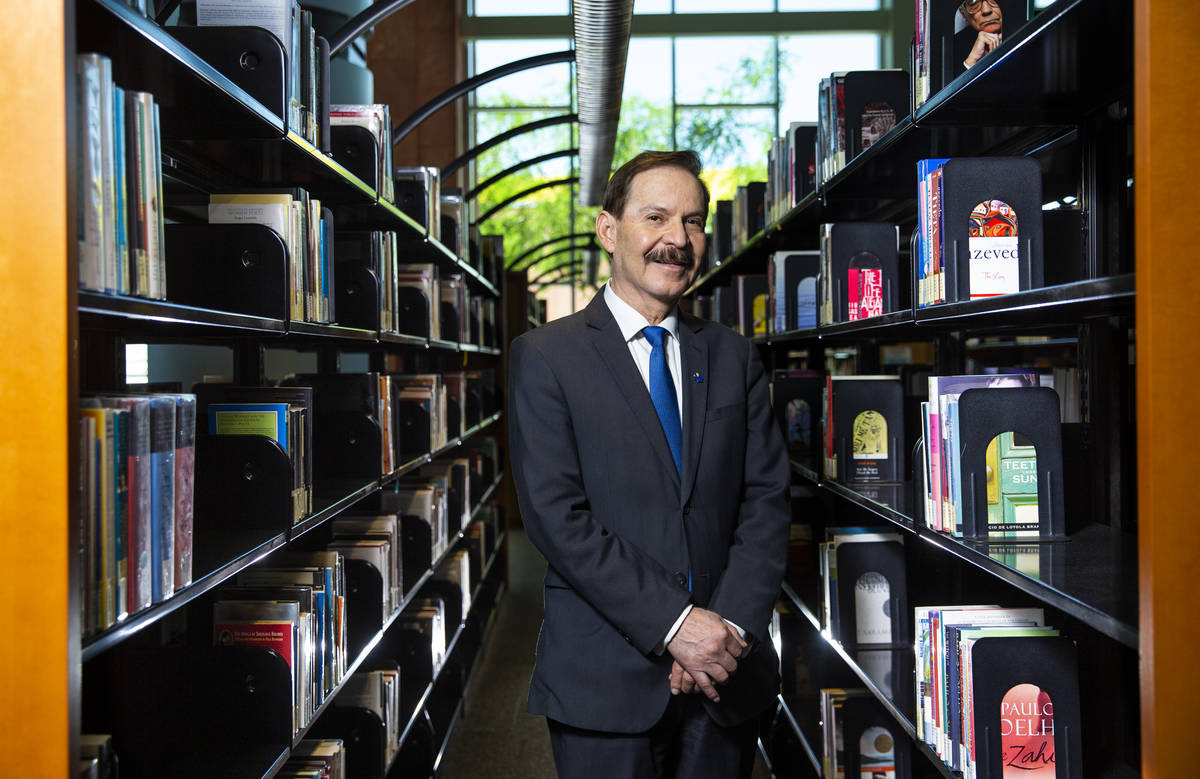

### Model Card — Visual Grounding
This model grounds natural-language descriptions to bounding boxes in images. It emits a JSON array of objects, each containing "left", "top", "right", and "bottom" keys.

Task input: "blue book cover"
[
  {"left": 917, "top": 157, "right": 951, "bottom": 307},
  {"left": 111, "top": 407, "right": 129, "bottom": 621},
  {"left": 797, "top": 276, "right": 817, "bottom": 329},
  {"left": 148, "top": 396, "right": 176, "bottom": 602},
  {"left": 207, "top": 402, "right": 290, "bottom": 451},
  {"left": 112, "top": 84, "right": 128, "bottom": 294}
]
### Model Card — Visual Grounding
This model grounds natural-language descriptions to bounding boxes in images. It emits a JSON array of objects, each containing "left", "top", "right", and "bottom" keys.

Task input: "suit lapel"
[
  {"left": 585, "top": 294, "right": 681, "bottom": 487},
  {"left": 678, "top": 312, "right": 708, "bottom": 505}
]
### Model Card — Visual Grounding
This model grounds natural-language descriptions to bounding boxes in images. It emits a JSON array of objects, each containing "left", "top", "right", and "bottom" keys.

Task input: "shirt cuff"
[
  {"left": 654, "top": 604, "right": 693, "bottom": 655},
  {"left": 724, "top": 618, "right": 746, "bottom": 640}
]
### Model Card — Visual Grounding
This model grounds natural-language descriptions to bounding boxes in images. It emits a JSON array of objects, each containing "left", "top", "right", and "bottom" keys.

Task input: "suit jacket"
[{"left": 508, "top": 290, "right": 791, "bottom": 733}]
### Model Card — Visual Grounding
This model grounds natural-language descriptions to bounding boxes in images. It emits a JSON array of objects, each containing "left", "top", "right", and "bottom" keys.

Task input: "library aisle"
[{"left": 438, "top": 529, "right": 556, "bottom": 777}]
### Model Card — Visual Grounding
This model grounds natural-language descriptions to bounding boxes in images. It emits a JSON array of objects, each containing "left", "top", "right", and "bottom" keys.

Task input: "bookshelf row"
[
  {"left": 84, "top": 496, "right": 506, "bottom": 779},
  {"left": 687, "top": 0, "right": 1129, "bottom": 301},
  {"left": 81, "top": 412, "right": 502, "bottom": 662},
  {"left": 775, "top": 581, "right": 957, "bottom": 779}
]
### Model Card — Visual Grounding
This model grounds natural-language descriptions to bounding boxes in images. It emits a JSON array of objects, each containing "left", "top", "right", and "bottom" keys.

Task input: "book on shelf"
[
  {"left": 331, "top": 514, "right": 403, "bottom": 616},
  {"left": 771, "top": 369, "right": 825, "bottom": 460},
  {"left": 822, "top": 375, "right": 904, "bottom": 484},
  {"left": 916, "top": 157, "right": 1044, "bottom": 307},
  {"left": 208, "top": 188, "right": 335, "bottom": 324},
  {"left": 819, "top": 222, "right": 900, "bottom": 324},
  {"left": 212, "top": 598, "right": 304, "bottom": 732},
  {"left": 271, "top": 549, "right": 349, "bottom": 683},
  {"left": 821, "top": 687, "right": 909, "bottom": 779},
  {"left": 731, "top": 182, "right": 767, "bottom": 252},
  {"left": 914, "top": 604, "right": 1080, "bottom": 778},
  {"left": 396, "top": 263, "right": 440, "bottom": 339},
  {"left": 815, "top": 70, "right": 908, "bottom": 182},
  {"left": 234, "top": 561, "right": 345, "bottom": 718},
  {"left": 79, "top": 393, "right": 196, "bottom": 634},
  {"left": 193, "top": 0, "right": 328, "bottom": 148},
  {"left": 394, "top": 165, "right": 441, "bottom": 230},
  {"left": 735, "top": 274, "right": 768, "bottom": 337},
  {"left": 819, "top": 528, "right": 907, "bottom": 649},
  {"left": 711, "top": 199, "right": 733, "bottom": 264},
  {"left": 76, "top": 53, "right": 166, "bottom": 300},
  {"left": 281, "top": 739, "right": 347, "bottom": 779},
  {"left": 765, "top": 122, "right": 817, "bottom": 224},
  {"left": 914, "top": 0, "right": 1030, "bottom": 107},
  {"left": 329, "top": 104, "right": 394, "bottom": 201},
  {"left": 335, "top": 668, "right": 403, "bottom": 767},
  {"left": 922, "top": 373, "right": 1038, "bottom": 535},
  {"left": 440, "top": 188, "right": 468, "bottom": 261},
  {"left": 195, "top": 384, "right": 314, "bottom": 524},
  {"left": 768, "top": 250, "right": 820, "bottom": 334}
]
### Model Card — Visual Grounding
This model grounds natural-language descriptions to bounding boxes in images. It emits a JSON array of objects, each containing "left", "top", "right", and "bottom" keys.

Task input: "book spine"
[
  {"left": 174, "top": 395, "right": 196, "bottom": 590},
  {"left": 149, "top": 399, "right": 176, "bottom": 602},
  {"left": 112, "top": 408, "right": 129, "bottom": 622},
  {"left": 98, "top": 56, "right": 117, "bottom": 294},
  {"left": 112, "top": 85, "right": 129, "bottom": 295},
  {"left": 152, "top": 101, "right": 166, "bottom": 299},
  {"left": 78, "top": 54, "right": 105, "bottom": 292},
  {"left": 126, "top": 400, "right": 152, "bottom": 613}
]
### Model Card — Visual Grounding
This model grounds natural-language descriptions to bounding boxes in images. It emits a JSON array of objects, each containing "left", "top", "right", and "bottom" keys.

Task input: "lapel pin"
[{"left": 692, "top": 371, "right": 704, "bottom": 383}]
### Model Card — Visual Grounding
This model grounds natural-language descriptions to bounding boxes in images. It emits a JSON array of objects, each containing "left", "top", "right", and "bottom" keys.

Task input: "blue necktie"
[{"left": 643, "top": 326, "right": 683, "bottom": 476}]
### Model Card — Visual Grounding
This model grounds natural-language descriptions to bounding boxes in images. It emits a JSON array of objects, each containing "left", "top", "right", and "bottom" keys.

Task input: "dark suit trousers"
[{"left": 547, "top": 694, "right": 758, "bottom": 779}]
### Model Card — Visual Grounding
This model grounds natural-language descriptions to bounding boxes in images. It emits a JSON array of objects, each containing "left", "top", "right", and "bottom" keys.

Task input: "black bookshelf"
[
  {"left": 689, "top": 1, "right": 1137, "bottom": 776},
  {"left": 71, "top": 3, "right": 509, "bottom": 774}
]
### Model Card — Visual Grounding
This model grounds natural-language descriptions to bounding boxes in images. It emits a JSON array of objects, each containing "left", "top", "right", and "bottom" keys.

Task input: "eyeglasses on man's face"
[{"left": 961, "top": 0, "right": 998, "bottom": 11}]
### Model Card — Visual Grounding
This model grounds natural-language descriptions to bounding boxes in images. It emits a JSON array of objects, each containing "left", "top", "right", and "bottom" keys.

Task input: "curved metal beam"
[
  {"left": 442, "top": 114, "right": 577, "bottom": 180},
  {"left": 393, "top": 51, "right": 576, "bottom": 146},
  {"left": 527, "top": 245, "right": 589, "bottom": 284},
  {"left": 327, "top": 0, "right": 419, "bottom": 56},
  {"left": 510, "top": 231, "right": 596, "bottom": 271},
  {"left": 466, "top": 149, "right": 578, "bottom": 202},
  {"left": 478, "top": 176, "right": 579, "bottom": 224}
]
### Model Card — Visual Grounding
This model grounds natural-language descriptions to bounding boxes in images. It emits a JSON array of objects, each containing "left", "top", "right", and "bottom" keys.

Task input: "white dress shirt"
[
  {"left": 602, "top": 284, "right": 747, "bottom": 657},
  {"left": 602, "top": 284, "right": 691, "bottom": 653}
]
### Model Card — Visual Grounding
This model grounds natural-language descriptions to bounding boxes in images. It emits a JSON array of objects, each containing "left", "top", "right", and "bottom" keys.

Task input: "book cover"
[
  {"left": 173, "top": 394, "right": 196, "bottom": 589},
  {"left": 77, "top": 54, "right": 106, "bottom": 293},
  {"left": 148, "top": 396, "right": 176, "bottom": 602},
  {"left": 771, "top": 369, "right": 824, "bottom": 459}
]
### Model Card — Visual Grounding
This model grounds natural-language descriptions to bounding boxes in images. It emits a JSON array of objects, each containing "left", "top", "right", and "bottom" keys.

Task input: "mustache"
[{"left": 646, "top": 246, "right": 694, "bottom": 266}]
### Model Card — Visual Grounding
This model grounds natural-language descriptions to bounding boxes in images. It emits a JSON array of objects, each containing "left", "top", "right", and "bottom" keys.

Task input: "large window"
[{"left": 465, "top": 5, "right": 891, "bottom": 313}]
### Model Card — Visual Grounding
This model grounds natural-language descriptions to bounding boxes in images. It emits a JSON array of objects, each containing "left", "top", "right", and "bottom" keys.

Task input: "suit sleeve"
[
  {"left": 508, "top": 335, "right": 693, "bottom": 655},
  {"left": 707, "top": 340, "right": 791, "bottom": 638}
]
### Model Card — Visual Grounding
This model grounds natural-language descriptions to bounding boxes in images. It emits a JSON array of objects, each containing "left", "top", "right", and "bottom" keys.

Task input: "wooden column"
[
  {"left": 1136, "top": 0, "right": 1200, "bottom": 775},
  {"left": 367, "top": 0, "right": 465, "bottom": 186},
  {"left": 0, "top": 0, "right": 72, "bottom": 774}
]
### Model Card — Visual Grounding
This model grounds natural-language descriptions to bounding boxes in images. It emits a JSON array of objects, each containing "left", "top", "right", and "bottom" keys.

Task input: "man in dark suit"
[{"left": 508, "top": 150, "right": 791, "bottom": 778}]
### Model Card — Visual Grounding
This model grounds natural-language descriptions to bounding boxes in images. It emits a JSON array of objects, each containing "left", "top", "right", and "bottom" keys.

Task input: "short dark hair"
[{"left": 602, "top": 150, "right": 711, "bottom": 220}]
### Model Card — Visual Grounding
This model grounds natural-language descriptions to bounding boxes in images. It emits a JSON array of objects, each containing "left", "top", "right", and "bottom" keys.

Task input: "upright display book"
[
  {"left": 768, "top": 250, "right": 820, "bottom": 334},
  {"left": 771, "top": 369, "right": 824, "bottom": 460},
  {"left": 820, "top": 222, "right": 901, "bottom": 324},
  {"left": 841, "top": 69, "right": 910, "bottom": 160},
  {"left": 915, "top": 0, "right": 1030, "bottom": 107},
  {"left": 823, "top": 376, "right": 904, "bottom": 483},
  {"left": 735, "top": 274, "right": 768, "bottom": 337},
  {"left": 916, "top": 157, "right": 1044, "bottom": 307},
  {"left": 957, "top": 386, "right": 1066, "bottom": 539}
]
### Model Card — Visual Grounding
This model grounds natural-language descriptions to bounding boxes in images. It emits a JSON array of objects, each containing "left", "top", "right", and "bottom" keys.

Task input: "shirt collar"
[{"left": 603, "top": 283, "right": 679, "bottom": 344}]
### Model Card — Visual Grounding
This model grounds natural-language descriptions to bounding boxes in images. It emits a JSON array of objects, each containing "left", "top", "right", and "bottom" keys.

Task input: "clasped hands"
[{"left": 665, "top": 607, "right": 747, "bottom": 704}]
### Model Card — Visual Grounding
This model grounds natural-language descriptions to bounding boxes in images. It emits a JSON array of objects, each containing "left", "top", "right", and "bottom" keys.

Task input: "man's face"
[
  {"left": 962, "top": 0, "right": 1002, "bottom": 32},
  {"left": 596, "top": 165, "right": 708, "bottom": 309}
]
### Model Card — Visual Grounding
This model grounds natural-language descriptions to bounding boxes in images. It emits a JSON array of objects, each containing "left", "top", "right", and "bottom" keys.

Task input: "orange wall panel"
[
  {"left": 1136, "top": 0, "right": 1200, "bottom": 775},
  {"left": 0, "top": 0, "right": 71, "bottom": 776}
]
